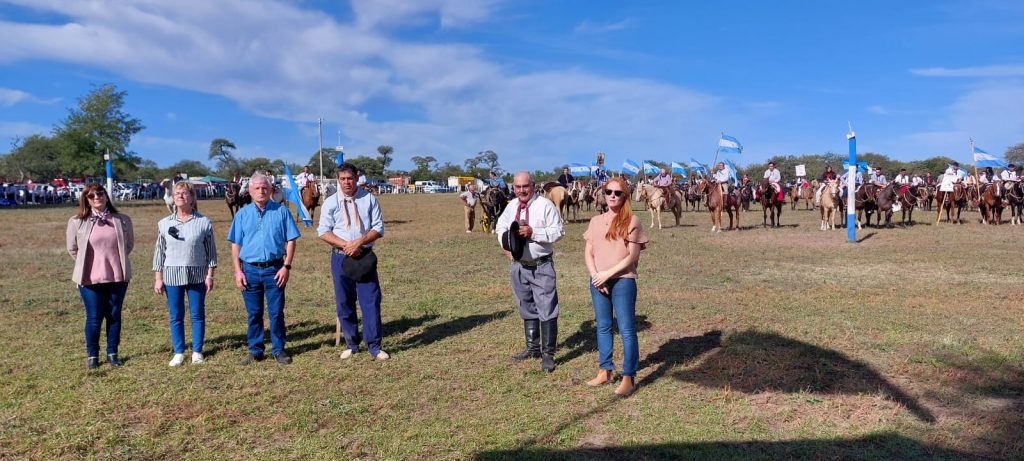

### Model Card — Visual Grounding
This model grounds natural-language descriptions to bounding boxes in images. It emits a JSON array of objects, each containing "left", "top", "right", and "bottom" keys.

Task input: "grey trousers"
[{"left": 510, "top": 260, "right": 559, "bottom": 321}]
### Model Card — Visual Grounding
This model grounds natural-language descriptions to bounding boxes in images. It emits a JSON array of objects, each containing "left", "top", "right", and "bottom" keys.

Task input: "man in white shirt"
[
  {"left": 459, "top": 184, "right": 479, "bottom": 233},
  {"left": 712, "top": 162, "right": 731, "bottom": 195},
  {"left": 495, "top": 172, "right": 565, "bottom": 373},
  {"left": 763, "top": 162, "right": 782, "bottom": 201},
  {"left": 295, "top": 166, "right": 316, "bottom": 190},
  {"left": 356, "top": 169, "right": 367, "bottom": 187},
  {"left": 893, "top": 168, "right": 910, "bottom": 194}
]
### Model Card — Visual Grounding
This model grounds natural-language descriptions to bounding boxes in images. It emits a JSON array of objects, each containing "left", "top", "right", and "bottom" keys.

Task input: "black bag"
[{"left": 342, "top": 249, "right": 378, "bottom": 282}]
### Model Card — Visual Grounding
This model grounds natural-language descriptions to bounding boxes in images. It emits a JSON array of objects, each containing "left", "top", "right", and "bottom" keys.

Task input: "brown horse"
[
  {"left": 685, "top": 180, "right": 703, "bottom": 211},
  {"left": 698, "top": 180, "right": 739, "bottom": 232},
  {"left": 757, "top": 179, "right": 783, "bottom": 228},
  {"left": 593, "top": 185, "right": 609, "bottom": 214},
  {"left": 225, "top": 182, "right": 250, "bottom": 217},
  {"left": 790, "top": 180, "right": 814, "bottom": 210},
  {"left": 934, "top": 183, "right": 967, "bottom": 224},
  {"left": 875, "top": 183, "right": 919, "bottom": 228},
  {"left": 978, "top": 181, "right": 1004, "bottom": 225},
  {"left": 638, "top": 184, "right": 682, "bottom": 229},
  {"left": 819, "top": 179, "right": 840, "bottom": 230},
  {"left": 1005, "top": 181, "right": 1024, "bottom": 225},
  {"left": 738, "top": 182, "right": 753, "bottom": 212},
  {"left": 301, "top": 183, "right": 322, "bottom": 221},
  {"left": 481, "top": 186, "right": 508, "bottom": 233}
]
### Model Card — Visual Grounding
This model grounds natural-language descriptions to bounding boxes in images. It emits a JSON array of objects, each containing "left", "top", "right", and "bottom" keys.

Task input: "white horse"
[{"left": 161, "top": 179, "right": 174, "bottom": 213}]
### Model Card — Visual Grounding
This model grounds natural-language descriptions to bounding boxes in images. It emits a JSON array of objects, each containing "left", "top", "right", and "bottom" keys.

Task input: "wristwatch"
[{"left": 284, "top": 264, "right": 292, "bottom": 270}]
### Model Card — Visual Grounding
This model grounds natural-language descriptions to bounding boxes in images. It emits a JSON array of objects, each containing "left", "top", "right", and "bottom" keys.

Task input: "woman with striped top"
[{"left": 154, "top": 182, "right": 217, "bottom": 366}]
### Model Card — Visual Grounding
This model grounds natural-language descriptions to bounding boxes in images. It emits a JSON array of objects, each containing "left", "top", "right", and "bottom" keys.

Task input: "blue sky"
[{"left": 1, "top": 0, "right": 1022, "bottom": 174}]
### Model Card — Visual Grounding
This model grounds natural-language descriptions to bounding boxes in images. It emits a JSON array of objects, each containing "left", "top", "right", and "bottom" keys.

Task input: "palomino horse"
[
  {"left": 638, "top": 184, "right": 682, "bottom": 229},
  {"left": 480, "top": 186, "right": 508, "bottom": 233},
  {"left": 934, "top": 183, "right": 967, "bottom": 224},
  {"left": 819, "top": 179, "right": 840, "bottom": 230},
  {"left": 757, "top": 179, "right": 783, "bottom": 228},
  {"left": 225, "top": 182, "right": 251, "bottom": 217},
  {"left": 1005, "top": 181, "right": 1024, "bottom": 225},
  {"left": 698, "top": 180, "right": 739, "bottom": 232},
  {"left": 301, "top": 183, "right": 322, "bottom": 221},
  {"left": 978, "top": 181, "right": 1004, "bottom": 225},
  {"left": 790, "top": 180, "right": 815, "bottom": 210},
  {"left": 541, "top": 182, "right": 573, "bottom": 223}
]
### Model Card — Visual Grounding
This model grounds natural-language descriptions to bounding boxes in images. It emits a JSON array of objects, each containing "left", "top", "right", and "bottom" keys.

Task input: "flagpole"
[
  {"left": 317, "top": 118, "right": 324, "bottom": 183},
  {"left": 971, "top": 138, "right": 981, "bottom": 200}
]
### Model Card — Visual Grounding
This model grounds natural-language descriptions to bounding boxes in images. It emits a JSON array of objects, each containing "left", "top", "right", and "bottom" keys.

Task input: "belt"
[
  {"left": 333, "top": 247, "right": 372, "bottom": 254},
  {"left": 517, "top": 255, "right": 552, "bottom": 267},
  {"left": 243, "top": 258, "right": 283, "bottom": 268}
]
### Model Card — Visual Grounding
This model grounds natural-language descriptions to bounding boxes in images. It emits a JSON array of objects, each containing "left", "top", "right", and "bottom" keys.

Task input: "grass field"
[{"left": 1, "top": 193, "right": 1022, "bottom": 460}]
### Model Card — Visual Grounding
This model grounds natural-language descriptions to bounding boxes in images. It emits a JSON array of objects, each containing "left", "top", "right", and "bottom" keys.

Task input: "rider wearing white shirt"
[
  {"left": 893, "top": 168, "right": 910, "bottom": 194},
  {"left": 712, "top": 162, "right": 731, "bottom": 195},
  {"left": 295, "top": 166, "right": 316, "bottom": 190},
  {"left": 1000, "top": 164, "right": 1018, "bottom": 182},
  {"left": 763, "top": 162, "right": 781, "bottom": 199}
]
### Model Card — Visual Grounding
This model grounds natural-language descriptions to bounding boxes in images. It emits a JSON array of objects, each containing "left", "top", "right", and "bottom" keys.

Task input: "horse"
[
  {"left": 593, "top": 185, "right": 609, "bottom": 214},
  {"left": 301, "top": 183, "right": 322, "bottom": 221},
  {"left": 582, "top": 182, "right": 595, "bottom": 210},
  {"left": 934, "top": 182, "right": 967, "bottom": 224},
  {"left": 542, "top": 182, "right": 575, "bottom": 223},
  {"left": 480, "top": 186, "right": 508, "bottom": 233},
  {"left": 567, "top": 180, "right": 584, "bottom": 221},
  {"left": 924, "top": 184, "right": 936, "bottom": 211},
  {"left": 844, "top": 183, "right": 877, "bottom": 228},
  {"left": 875, "top": 183, "right": 918, "bottom": 228},
  {"left": 361, "top": 184, "right": 379, "bottom": 196},
  {"left": 161, "top": 179, "right": 175, "bottom": 214},
  {"left": 1005, "top": 181, "right": 1024, "bottom": 225},
  {"left": 819, "top": 179, "right": 840, "bottom": 230},
  {"left": 685, "top": 180, "right": 703, "bottom": 211},
  {"left": 738, "top": 182, "right": 753, "bottom": 212},
  {"left": 978, "top": 181, "right": 1004, "bottom": 225},
  {"left": 698, "top": 180, "right": 739, "bottom": 232},
  {"left": 791, "top": 180, "right": 814, "bottom": 210},
  {"left": 225, "top": 182, "right": 251, "bottom": 217},
  {"left": 757, "top": 179, "right": 783, "bottom": 228},
  {"left": 638, "top": 184, "right": 682, "bottom": 229}
]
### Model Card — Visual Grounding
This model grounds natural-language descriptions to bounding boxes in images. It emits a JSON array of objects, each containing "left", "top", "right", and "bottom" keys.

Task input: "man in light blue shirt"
[
  {"left": 228, "top": 174, "right": 301, "bottom": 366},
  {"left": 318, "top": 163, "right": 388, "bottom": 361}
]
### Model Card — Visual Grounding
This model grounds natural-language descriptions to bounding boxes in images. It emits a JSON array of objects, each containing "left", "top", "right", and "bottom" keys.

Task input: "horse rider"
[
  {"left": 295, "top": 166, "right": 316, "bottom": 191},
  {"left": 712, "top": 162, "right": 731, "bottom": 196},
  {"left": 938, "top": 162, "right": 965, "bottom": 197},
  {"left": 893, "top": 168, "right": 911, "bottom": 195},
  {"left": 557, "top": 167, "right": 574, "bottom": 188},
  {"left": 487, "top": 170, "right": 510, "bottom": 198},
  {"left": 763, "top": 161, "right": 783, "bottom": 201},
  {"left": 1000, "top": 164, "right": 1018, "bottom": 194},
  {"left": 593, "top": 168, "right": 609, "bottom": 187},
  {"left": 815, "top": 165, "right": 837, "bottom": 205},
  {"left": 838, "top": 167, "right": 863, "bottom": 200},
  {"left": 977, "top": 166, "right": 994, "bottom": 194},
  {"left": 869, "top": 167, "right": 887, "bottom": 188},
  {"left": 912, "top": 174, "right": 924, "bottom": 187}
]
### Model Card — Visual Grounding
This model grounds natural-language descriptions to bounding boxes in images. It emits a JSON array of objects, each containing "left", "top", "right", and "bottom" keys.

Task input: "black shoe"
[
  {"left": 512, "top": 319, "right": 541, "bottom": 361},
  {"left": 540, "top": 319, "right": 558, "bottom": 373},
  {"left": 273, "top": 351, "right": 292, "bottom": 365},
  {"left": 240, "top": 353, "right": 265, "bottom": 366},
  {"left": 86, "top": 357, "right": 100, "bottom": 369},
  {"left": 107, "top": 354, "right": 123, "bottom": 367}
]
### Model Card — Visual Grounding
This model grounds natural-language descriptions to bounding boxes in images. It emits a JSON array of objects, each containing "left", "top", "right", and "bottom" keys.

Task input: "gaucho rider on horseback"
[
  {"left": 295, "top": 166, "right": 316, "bottom": 191},
  {"left": 712, "top": 162, "right": 731, "bottom": 196},
  {"left": 763, "top": 162, "right": 783, "bottom": 202},
  {"left": 838, "top": 166, "right": 863, "bottom": 200},
  {"left": 815, "top": 165, "right": 837, "bottom": 205},
  {"left": 1000, "top": 164, "right": 1018, "bottom": 195},
  {"left": 487, "top": 170, "right": 510, "bottom": 199}
]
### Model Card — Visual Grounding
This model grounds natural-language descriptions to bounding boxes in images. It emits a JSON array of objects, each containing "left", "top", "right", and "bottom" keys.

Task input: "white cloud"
[
  {"left": 0, "top": 87, "right": 58, "bottom": 106},
  {"left": 866, "top": 105, "right": 889, "bottom": 115},
  {"left": 911, "top": 64, "right": 1024, "bottom": 78},
  {"left": 350, "top": 0, "right": 500, "bottom": 29},
  {"left": 574, "top": 18, "right": 633, "bottom": 34},
  {"left": 0, "top": 121, "right": 50, "bottom": 140}
]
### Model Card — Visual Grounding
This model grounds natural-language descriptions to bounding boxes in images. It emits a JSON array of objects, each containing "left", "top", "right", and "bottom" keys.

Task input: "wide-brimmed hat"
[{"left": 501, "top": 221, "right": 526, "bottom": 261}]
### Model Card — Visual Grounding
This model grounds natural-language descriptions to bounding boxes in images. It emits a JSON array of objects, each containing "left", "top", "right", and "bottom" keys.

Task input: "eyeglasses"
[
  {"left": 87, "top": 192, "right": 106, "bottom": 199},
  {"left": 173, "top": 192, "right": 191, "bottom": 197},
  {"left": 604, "top": 189, "right": 624, "bottom": 197}
]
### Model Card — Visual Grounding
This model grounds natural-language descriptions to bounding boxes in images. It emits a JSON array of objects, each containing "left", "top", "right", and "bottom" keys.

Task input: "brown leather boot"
[
  {"left": 586, "top": 369, "right": 613, "bottom": 387},
  {"left": 614, "top": 376, "right": 636, "bottom": 397}
]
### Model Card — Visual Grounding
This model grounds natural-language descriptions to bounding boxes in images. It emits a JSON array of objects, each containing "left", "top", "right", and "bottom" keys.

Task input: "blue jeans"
[
  {"left": 590, "top": 278, "right": 638, "bottom": 377},
  {"left": 241, "top": 263, "right": 287, "bottom": 356},
  {"left": 331, "top": 253, "right": 383, "bottom": 355},
  {"left": 165, "top": 283, "right": 206, "bottom": 354},
  {"left": 79, "top": 282, "right": 129, "bottom": 357}
]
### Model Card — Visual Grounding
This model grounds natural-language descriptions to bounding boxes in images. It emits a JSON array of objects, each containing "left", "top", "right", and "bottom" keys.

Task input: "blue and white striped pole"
[
  {"left": 846, "top": 130, "right": 856, "bottom": 242},
  {"left": 104, "top": 149, "right": 114, "bottom": 197}
]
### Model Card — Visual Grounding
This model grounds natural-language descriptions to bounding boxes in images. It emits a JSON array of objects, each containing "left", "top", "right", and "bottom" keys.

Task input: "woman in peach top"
[{"left": 583, "top": 177, "right": 648, "bottom": 397}]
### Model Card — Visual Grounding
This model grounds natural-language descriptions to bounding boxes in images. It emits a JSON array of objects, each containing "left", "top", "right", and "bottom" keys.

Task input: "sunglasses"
[
  {"left": 604, "top": 189, "right": 624, "bottom": 197},
  {"left": 87, "top": 191, "right": 106, "bottom": 199}
]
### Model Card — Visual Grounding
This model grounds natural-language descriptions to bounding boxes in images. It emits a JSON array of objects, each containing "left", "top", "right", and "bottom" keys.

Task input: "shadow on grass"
[
  {"left": 474, "top": 432, "right": 979, "bottom": 461},
  {"left": 636, "top": 330, "right": 722, "bottom": 389},
  {"left": 558, "top": 316, "right": 653, "bottom": 365},
  {"left": 204, "top": 319, "right": 334, "bottom": 358},
  {"left": 856, "top": 232, "right": 877, "bottom": 242},
  {"left": 673, "top": 330, "right": 936, "bottom": 423},
  {"left": 390, "top": 311, "right": 510, "bottom": 352}
]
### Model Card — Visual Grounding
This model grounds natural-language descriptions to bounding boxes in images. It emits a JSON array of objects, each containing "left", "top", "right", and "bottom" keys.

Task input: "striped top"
[{"left": 153, "top": 211, "right": 217, "bottom": 286}]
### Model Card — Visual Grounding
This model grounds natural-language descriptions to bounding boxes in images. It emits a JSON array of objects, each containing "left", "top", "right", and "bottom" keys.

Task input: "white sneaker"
[
  {"left": 339, "top": 349, "right": 354, "bottom": 360},
  {"left": 168, "top": 353, "right": 185, "bottom": 367},
  {"left": 191, "top": 352, "right": 205, "bottom": 364},
  {"left": 374, "top": 350, "right": 390, "bottom": 361},
  {"left": 466, "top": 230, "right": 472, "bottom": 233}
]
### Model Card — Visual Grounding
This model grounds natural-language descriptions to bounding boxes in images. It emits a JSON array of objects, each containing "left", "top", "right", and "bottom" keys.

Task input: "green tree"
[
  {"left": 53, "top": 84, "right": 144, "bottom": 177},
  {"left": 376, "top": 145, "right": 394, "bottom": 171},
  {"left": 347, "top": 155, "right": 384, "bottom": 178},
  {"left": 133, "top": 159, "right": 162, "bottom": 182},
  {"left": 1005, "top": 142, "right": 1024, "bottom": 166},
  {"left": 0, "top": 134, "right": 63, "bottom": 181},
  {"left": 464, "top": 150, "right": 500, "bottom": 177},
  {"left": 433, "top": 161, "right": 465, "bottom": 182},
  {"left": 410, "top": 155, "right": 437, "bottom": 181},
  {"left": 166, "top": 160, "right": 213, "bottom": 178},
  {"left": 208, "top": 138, "right": 240, "bottom": 176},
  {"left": 306, "top": 148, "right": 338, "bottom": 176}
]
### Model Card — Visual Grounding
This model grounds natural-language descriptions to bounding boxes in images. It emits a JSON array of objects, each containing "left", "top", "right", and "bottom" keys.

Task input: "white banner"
[{"left": 795, "top": 164, "right": 806, "bottom": 177}]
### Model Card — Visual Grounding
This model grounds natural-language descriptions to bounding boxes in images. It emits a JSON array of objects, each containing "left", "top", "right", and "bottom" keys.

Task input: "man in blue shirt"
[
  {"left": 228, "top": 174, "right": 301, "bottom": 365},
  {"left": 318, "top": 163, "right": 388, "bottom": 361}
]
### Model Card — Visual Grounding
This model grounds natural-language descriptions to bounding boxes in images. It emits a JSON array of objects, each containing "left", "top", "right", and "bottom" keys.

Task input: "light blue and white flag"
[
  {"left": 842, "top": 161, "right": 869, "bottom": 173},
  {"left": 671, "top": 162, "right": 688, "bottom": 177},
  {"left": 642, "top": 161, "right": 659, "bottom": 174},
  {"left": 724, "top": 159, "right": 740, "bottom": 184},
  {"left": 974, "top": 146, "right": 1007, "bottom": 169},
  {"left": 690, "top": 158, "right": 710, "bottom": 176},
  {"left": 283, "top": 164, "right": 313, "bottom": 227},
  {"left": 622, "top": 159, "right": 640, "bottom": 175},
  {"left": 718, "top": 134, "right": 743, "bottom": 154},
  {"left": 568, "top": 163, "right": 591, "bottom": 174}
]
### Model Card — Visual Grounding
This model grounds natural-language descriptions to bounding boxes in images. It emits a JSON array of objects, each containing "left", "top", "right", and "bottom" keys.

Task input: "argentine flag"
[
  {"left": 725, "top": 159, "right": 740, "bottom": 184},
  {"left": 642, "top": 161, "right": 659, "bottom": 175},
  {"left": 718, "top": 134, "right": 743, "bottom": 154},
  {"left": 974, "top": 146, "right": 1007, "bottom": 169},
  {"left": 842, "top": 161, "right": 869, "bottom": 173},
  {"left": 671, "top": 162, "right": 688, "bottom": 177},
  {"left": 568, "top": 163, "right": 591, "bottom": 174},
  {"left": 283, "top": 164, "right": 313, "bottom": 227},
  {"left": 690, "top": 158, "right": 710, "bottom": 176},
  {"left": 622, "top": 159, "right": 641, "bottom": 175}
]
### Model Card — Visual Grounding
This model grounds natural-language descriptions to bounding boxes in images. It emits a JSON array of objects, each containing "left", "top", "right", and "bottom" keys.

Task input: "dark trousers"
[
  {"left": 78, "top": 282, "right": 129, "bottom": 357},
  {"left": 241, "top": 263, "right": 287, "bottom": 356},
  {"left": 331, "top": 252, "right": 383, "bottom": 355}
]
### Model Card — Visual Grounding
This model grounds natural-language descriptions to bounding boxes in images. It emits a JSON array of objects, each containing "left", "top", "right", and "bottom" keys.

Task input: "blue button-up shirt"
[
  {"left": 227, "top": 201, "right": 301, "bottom": 263},
  {"left": 317, "top": 188, "right": 385, "bottom": 246}
]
